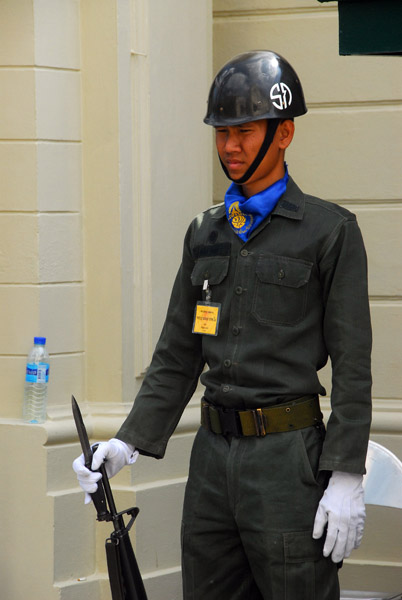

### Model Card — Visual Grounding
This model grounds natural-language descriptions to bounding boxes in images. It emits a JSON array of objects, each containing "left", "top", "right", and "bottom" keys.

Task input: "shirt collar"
[{"left": 271, "top": 176, "right": 305, "bottom": 220}]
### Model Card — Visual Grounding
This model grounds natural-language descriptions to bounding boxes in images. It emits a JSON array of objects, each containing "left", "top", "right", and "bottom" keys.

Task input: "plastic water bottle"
[{"left": 23, "top": 337, "right": 50, "bottom": 424}]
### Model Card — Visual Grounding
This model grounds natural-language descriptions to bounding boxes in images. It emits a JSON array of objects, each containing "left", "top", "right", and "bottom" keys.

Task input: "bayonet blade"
[
  {"left": 72, "top": 395, "right": 93, "bottom": 469},
  {"left": 72, "top": 395, "right": 110, "bottom": 520}
]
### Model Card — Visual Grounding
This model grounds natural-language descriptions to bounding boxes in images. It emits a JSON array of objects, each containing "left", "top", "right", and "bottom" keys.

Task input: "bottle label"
[{"left": 26, "top": 363, "right": 49, "bottom": 383}]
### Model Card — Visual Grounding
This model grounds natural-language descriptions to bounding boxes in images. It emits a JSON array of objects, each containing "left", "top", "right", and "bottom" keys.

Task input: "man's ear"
[{"left": 278, "top": 119, "right": 295, "bottom": 150}]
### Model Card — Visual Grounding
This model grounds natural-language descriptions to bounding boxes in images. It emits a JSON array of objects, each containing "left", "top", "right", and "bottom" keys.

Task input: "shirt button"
[
  {"left": 223, "top": 359, "right": 231, "bottom": 368},
  {"left": 278, "top": 269, "right": 285, "bottom": 280},
  {"left": 232, "top": 326, "right": 240, "bottom": 336},
  {"left": 240, "top": 249, "right": 248, "bottom": 257},
  {"left": 235, "top": 286, "right": 243, "bottom": 295},
  {"left": 222, "top": 385, "right": 230, "bottom": 393}
]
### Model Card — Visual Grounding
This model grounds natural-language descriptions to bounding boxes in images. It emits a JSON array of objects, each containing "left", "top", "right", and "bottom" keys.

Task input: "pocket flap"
[
  {"left": 284, "top": 531, "right": 323, "bottom": 563},
  {"left": 191, "top": 256, "right": 230, "bottom": 286},
  {"left": 256, "top": 255, "right": 313, "bottom": 288}
]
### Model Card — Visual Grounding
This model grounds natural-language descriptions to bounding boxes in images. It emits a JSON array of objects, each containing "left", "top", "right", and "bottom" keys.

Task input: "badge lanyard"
[{"left": 192, "top": 280, "right": 221, "bottom": 336}]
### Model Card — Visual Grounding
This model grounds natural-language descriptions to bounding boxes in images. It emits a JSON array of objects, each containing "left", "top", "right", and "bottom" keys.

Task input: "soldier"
[{"left": 74, "top": 51, "right": 372, "bottom": 599}]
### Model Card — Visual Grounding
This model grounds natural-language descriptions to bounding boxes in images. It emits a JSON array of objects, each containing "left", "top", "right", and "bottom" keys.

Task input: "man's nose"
[{"left": 224, "top": 130, "right": 241, "bottom": 152}]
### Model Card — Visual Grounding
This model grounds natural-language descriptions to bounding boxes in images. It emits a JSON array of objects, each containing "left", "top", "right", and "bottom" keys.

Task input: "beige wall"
[
  {"left": 0, "top": 0, "right": 84, "bottom": 420},
  {"left": 0, "top": 0, "right": 211, "bottom": 598},
  {"left": 0, "top": 0, "right": 86, "bottom": 598},
  {"left": 212, "top": 0, "right": 402, "bottom": 593},
  {"left": 0, "top": 0, "right": 401, "bottom": 598}
]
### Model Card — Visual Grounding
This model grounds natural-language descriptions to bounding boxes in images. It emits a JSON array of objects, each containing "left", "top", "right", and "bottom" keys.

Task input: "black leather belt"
[{"left": 201, "top": 395, "right": 323, "bottom": 437}]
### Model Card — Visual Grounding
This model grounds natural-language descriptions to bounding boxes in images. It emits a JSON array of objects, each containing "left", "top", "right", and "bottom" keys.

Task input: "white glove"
[
  {"left": 72, "top": 438, "right": 138, "bottom": 504},
  {"left": 313, "top": 470, "right": 365, "bottom": 563}
]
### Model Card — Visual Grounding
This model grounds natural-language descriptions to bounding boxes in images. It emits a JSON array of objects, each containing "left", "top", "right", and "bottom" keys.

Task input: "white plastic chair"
[
  {"left": 340, "top": 441, "right": 402, "bottom": 600},
  {"left": 363, "top": 441, "right": 402, "bottom": 510}
]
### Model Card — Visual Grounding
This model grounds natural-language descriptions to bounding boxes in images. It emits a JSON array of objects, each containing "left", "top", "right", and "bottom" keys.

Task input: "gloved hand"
[
  {"left": 72, "top": 438, "right": 139, "bottom": 504},
  {"left": 313, "top": 470, "right": 365, "bottom": 563}
]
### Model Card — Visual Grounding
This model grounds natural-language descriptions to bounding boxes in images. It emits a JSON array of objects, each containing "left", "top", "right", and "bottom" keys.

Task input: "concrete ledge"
[
  {"left": 56, "top": 567, "right": 182, "bottom": 600},
  {"left": 143, "top": 566, "right": 182, "bottom": 600},
  {"left": 56, "top": 574, "right": 109, "bottom": 600}
]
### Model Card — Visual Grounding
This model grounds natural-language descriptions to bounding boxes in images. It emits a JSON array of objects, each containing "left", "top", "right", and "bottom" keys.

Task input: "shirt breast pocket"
[
  {"left": 252, "top": 255, "right": 313, "bottom": 326},
  {"left": 191, "top": 256, "right": 230, "bottom": 289}
]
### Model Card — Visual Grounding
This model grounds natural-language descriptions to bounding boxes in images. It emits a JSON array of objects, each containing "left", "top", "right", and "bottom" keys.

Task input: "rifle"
[{"left": 72, "top": 395, "right": 148, "bottom": 600}]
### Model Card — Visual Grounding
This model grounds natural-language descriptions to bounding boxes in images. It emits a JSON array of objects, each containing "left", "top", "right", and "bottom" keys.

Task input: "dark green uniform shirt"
[{"left": 117, "top": 177, "right": 372, "bottom": 474}]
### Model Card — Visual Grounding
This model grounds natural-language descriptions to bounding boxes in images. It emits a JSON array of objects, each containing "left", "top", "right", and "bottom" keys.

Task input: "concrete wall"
[
  {"left": 0, "top": 1, "right": 211, "bottom": 598},
  {"left": 0, "top": 0, "right": 86, "bottom": 597},
  {"left": 0, "top": 0, "right": 401, "bottom": 598},
  {"left": 212, "top": 0, "right": 402, "bottom": 594}
]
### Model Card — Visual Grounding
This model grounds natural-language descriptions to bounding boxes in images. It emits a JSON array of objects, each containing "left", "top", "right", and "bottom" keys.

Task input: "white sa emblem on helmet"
[{"left": 270, "top": 82, "right": 292, "bottom": 110}]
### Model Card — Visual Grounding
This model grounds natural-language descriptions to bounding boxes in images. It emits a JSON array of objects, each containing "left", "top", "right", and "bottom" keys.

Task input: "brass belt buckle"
[{"left": 252, "top": 408, "right": 267, "bottom": 437}]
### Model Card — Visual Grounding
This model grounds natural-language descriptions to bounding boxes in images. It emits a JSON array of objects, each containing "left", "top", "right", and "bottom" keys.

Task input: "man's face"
[{"left": 215, "top": 119, "right": 291, "bottom": 197}]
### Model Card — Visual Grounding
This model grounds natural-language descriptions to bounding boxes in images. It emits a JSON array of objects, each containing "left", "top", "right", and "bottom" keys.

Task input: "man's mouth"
[{"left": 225, "top": 158, "right": 244, "bottom": 171}]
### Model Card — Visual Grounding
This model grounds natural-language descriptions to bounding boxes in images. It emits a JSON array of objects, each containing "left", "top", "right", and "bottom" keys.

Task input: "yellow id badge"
[{"left": 192, "top": 301, "right": 221, "bottom": 336}]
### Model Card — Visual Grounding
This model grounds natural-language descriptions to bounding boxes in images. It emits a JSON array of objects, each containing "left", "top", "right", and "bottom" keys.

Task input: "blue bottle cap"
[{"left": 34, "top": 337, "right": 46, "bottom": 345}]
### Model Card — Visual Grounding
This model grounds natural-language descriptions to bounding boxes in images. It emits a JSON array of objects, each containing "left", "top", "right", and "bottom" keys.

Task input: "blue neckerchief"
[{"left": 224, "top": 165, "right": 289, "bottom": 242}]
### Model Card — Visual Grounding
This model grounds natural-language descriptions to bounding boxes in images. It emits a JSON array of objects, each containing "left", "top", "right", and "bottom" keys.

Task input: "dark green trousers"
[{"left": 181, "top": 425, "right": 340, "bottom": 600}]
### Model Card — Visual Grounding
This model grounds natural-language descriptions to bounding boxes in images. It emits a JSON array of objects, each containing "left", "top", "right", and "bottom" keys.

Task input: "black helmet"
[{"left": 204, "top": 50, "right": 307, "bottom": 126}]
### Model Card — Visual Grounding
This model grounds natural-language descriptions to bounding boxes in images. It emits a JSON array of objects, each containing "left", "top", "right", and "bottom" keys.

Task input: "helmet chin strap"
[{"left": 219, "top": 119, "right": 281, "bottom": 185}]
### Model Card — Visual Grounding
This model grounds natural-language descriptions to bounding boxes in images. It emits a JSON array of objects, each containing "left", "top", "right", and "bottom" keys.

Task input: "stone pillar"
[
  {"left": 0, "top": 0, "right": 88, "bottom": 598},
  {"left": 0, "top": 0, "right": 212, "bottom": 598}
]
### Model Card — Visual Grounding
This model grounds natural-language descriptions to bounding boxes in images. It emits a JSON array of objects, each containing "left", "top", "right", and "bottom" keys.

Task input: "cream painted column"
[
  {"left": 0, "top": 0, "right": 84, "bottom": 420},
  {"left": 81, "top": 0, "right": 124, "bottom": 410},
  {"left": 82, "top": 0, "right": 213, "bottom": 598},
  {"left": 129, "top": 4, "right": 213, "bottom": 595},
  {"left": 0, "top": 0, "right": 88, "bottom": 599}
]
